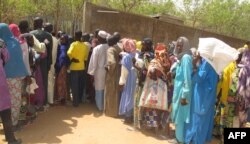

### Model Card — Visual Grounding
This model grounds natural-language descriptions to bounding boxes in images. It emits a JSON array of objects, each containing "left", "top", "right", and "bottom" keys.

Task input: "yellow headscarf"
[
  {"left": 244, "top": 44, "right": 248, "bottom": 49},
  {"left": 136, "top": 41, "right": 142, "bottom": 52}
]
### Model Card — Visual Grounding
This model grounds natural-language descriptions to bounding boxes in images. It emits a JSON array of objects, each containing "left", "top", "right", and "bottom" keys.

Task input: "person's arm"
[
  {"left": 32, "top": 35, "right": 46, "bottom": 53},
  {"left": 119, "top": 65, "right": 129, "bottom": 85},
  {"left": 106, "top": 48, "right": 116, "bottom": 72},
  {"left": 46, "top": 35, "right": 53, "bottom": 70},
  {"left": 67, "top": 43, "right": 79, "bottom": 63},
  {"left": 87, "top": 46, "right": 98, "bottom": 75},
  {"left": 119, "top": 56, "right": 130, "bottom": 91},
  {"left": 181, "top": 55, "right": 193, "bottom": 105}
]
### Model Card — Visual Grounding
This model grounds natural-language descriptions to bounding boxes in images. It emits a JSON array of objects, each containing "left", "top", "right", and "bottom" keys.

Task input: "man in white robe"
[
  {"left": 88, "top": 30, "right": 109, "bottom": 111},
  {"left": 44, "top": 23, "right": 59, "bottom": 104}
]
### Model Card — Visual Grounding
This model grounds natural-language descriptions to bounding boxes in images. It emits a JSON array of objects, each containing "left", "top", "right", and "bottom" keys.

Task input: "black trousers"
[
  {"left": 40, "top": 58, "right": 48, "bottom": 105},
  {"left": 70, "top": 70, "right": 84, "bottom": 106},
  {"left": 0, "top": 109, "right": 16, "bottom": 142}
]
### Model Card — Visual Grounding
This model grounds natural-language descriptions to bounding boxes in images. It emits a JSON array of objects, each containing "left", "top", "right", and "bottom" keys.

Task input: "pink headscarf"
[
  {"left": 9, "top": 23, "right": 25, "bottom": 44},
  {"left": 121, "top": 38, "right": 136, "bottom": 53}
]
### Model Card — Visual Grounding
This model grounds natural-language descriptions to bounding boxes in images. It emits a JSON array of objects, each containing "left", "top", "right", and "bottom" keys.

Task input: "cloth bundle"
[{"left": 198, "top": 38, "right": 239, "bottom": 74}]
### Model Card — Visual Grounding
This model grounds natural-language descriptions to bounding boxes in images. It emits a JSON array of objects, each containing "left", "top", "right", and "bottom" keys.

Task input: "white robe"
[
  {"left": 88, "top": 44, "right": 109, "bottom": 90},
  {"left": 48, "top": 36, "right": 59, "bottom": 104}
]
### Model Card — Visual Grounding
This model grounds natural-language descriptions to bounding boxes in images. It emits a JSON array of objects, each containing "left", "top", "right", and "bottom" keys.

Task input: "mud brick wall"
[{"left": 83, "top": 2, "right": 246, "bottom": 48}]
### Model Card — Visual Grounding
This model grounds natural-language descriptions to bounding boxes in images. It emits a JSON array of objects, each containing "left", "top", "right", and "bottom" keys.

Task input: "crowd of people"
[{"left": 0, "top": 17, "right": 250, "bottom": 144}]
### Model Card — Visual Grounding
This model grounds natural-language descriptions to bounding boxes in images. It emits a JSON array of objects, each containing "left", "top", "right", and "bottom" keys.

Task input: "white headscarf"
[{"left": 198, "top": 38, "right": 239, "bottom": 74}]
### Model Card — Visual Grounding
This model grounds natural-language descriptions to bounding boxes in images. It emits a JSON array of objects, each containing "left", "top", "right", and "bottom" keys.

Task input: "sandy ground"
[{"left": 1, "top": 104, "right": 219, "bottom": 144}]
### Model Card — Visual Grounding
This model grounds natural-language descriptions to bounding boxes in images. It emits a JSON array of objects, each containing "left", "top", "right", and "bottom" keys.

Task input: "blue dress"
[
  {"left": 119, "top": 53, "right": 137, "bottom": 116},
  {"left": 171, "top": 54, "right": 193, "bottom": 143},
  {"left": 186, "top": 59, "right": 218, "bottom": 144}
]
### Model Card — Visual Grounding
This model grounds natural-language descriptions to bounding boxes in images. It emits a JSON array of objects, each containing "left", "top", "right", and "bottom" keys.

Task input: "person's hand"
[
  {"left": 192, "top": 52, "right": 201, "bottom": 69},
  {"left": 26, "top": 36, "right": 34, "bottom": 47},
  {"left": 149, "top": 69, "right": 157, "bottom": 81},
  {"left": 44, "top": 39, "right": 49, "bottom": 45},
  {"left": 180, "top": 98, "right": 188, "bottom": 105},
  {"left": 132, "top": 58, "right": 136, "bottom": 65},
  {"left": 144, "top": 53, "right": 150, "bottom": 59},
  {"left": 71, "top": 58, "right": 79, "bottom": 63},
  {"left": 168, "top": 104, "right": 172, "bottom": 113},
  {"left": 105, "top": 66, "right": 109, "bottom": 71},
  {"left": 166, "top": 72, "right": 172, "bottom": 80},
  {"left": 119, "top": 84, "right": 125, "bottom": 92}
]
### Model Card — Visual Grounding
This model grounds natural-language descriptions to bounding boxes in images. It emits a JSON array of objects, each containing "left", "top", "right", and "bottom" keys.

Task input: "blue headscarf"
[
  {"left": 55, "top": 34, "right": 70, "bottom": 74},
  {"left": 0, "top": 23, "right": 28, "bottom": 78}
]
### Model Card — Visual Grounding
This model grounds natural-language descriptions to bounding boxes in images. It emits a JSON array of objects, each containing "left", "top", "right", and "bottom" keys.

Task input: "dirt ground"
[{"left": 1, "top": 103, "right": 219, "bottom": 144}]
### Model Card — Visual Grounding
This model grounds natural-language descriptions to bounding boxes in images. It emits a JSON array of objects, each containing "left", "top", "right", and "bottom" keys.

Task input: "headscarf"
[
  {"left": 148, "top": 43, "right": 171, "bottom": 77},
  {"left": 0, "top": 23, "right": 28, "bottom": 78},
  {"left": 142, "top": 37, "right": 153, "bottom": 52},
  {"left": 9, "top": 23, "right": 25, "bottom": 44},
  {"left": 154, "top": 43, "right": 166, "bottom": 59},
  {"left": 136, "top": 41, "right": 142, "bottom": 52},
  {"left": 237, "top": 50, "right": 250, "bottom": 108},
  {"left": 244, "top": 44, "right": 248, "bottom": 49},
  {"left": 174, "top": 36, "right": 191, "bottom": 60},
  {"left": 121, "top": 38, "right": 136, "bottom": 53},
  {"left": 61, "top": 34, "right": 69, "bottom": 45}
]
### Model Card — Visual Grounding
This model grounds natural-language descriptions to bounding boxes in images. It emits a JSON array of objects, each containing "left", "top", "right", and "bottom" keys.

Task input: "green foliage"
[{"left": 0, "top": 0, "right": 249, "bottom": 40}]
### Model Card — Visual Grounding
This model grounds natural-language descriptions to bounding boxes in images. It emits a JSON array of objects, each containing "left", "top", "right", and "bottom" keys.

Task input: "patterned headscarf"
[
  {"left": 148, "top": 43, "right": 171, "bottom": 76},
  {"left": 154, "top": 43, "right": 166, "bottom": 59},
  {"left": 121, "top": 38, "right": 136, "bottom": 53}
]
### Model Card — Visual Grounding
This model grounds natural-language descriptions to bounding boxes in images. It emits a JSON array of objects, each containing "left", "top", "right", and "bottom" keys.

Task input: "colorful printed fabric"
[
  {"left": 134, "top": 84, "right": 143, "bottom": 128},
  {"left": 144, "top": 109, "right": 159, "bottom": 128},
  {"left": 139, "top": 77, "right": 168, "bottom": 111},
  {"left": 225, "top": 68, "right": 240, "bottom": 128},
  {"left": 141, "top": 108, "right": 169, "bottom": 128},
  {"left": 7, "top": 78, "right": 22, "bottom": 126},
  {"left": 55, "top": 66, "right": 68, "bottom": 103},
  {"left": 238, "top": 50, "right": 250, "bottom": 127}
]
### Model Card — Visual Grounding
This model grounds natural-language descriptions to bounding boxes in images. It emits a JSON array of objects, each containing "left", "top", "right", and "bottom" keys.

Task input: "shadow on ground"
[{"left": 15, "top": 103, "right": 98, "bottom": 144}]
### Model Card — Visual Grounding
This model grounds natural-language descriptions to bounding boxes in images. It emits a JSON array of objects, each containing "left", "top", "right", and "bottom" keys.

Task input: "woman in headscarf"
[
  {"left": 185, "top": 51, "right": 219, "bottom": 144},
  {"left": 9, "top": 24, "right": 31, "bottom": 76},
  {"left": 133, "top": 37, "right": 154, "bottom": 128},
  {"left": 0, "top": 39, "right": 22, "bottom": 144},
  {"left": 211, "top": 50, "right": 243, "bottom": 144},
  {"left": 9, "top": 23, "right": 33, "bottom": 124},
  {"left": 54, "top": 34, "right": 70, "bottom": 104},
  {"left": 170, "top": 37, "right": 193, "bottom": 143},
  {"left": 237, "top": 49, "right": 250, "bottom": 127},
  {"left": 212, "top": 49, "right": 243, "bottom": 143},
  {"left": 138, "top": 43, "right": 172, "bottom": 132},
  {"left": 0, "top": 23, "right": 29, "bottom": 131},
  {"left": 119, "top": 38, "right": 137, "bottom": 123}
]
